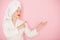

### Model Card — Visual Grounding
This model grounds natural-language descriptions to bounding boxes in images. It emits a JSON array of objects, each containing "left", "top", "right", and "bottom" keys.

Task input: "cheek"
[
  {"left": 14, "top": 13, "right": 18, "bottom": 17},
  {"left": 16, "top": 14, "right": 18, "bottom": 17},
  {"left": 16, "top": 13, "right": 20, "bottom": 18}
]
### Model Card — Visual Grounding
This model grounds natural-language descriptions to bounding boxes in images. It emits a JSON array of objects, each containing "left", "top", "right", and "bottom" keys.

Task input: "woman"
[{"left": 3, "top": 0, "right": 47, "bottom": 40}]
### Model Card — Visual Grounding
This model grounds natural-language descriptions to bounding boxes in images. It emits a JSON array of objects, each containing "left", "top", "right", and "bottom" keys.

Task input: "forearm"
[{"left": 36, "top": 21, "right": 47, "bottom": 32}]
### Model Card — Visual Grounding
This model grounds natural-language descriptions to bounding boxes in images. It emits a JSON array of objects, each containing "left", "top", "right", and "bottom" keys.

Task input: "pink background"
[{"left": 0, "top": 0, "right": 60, "bottom": 40}]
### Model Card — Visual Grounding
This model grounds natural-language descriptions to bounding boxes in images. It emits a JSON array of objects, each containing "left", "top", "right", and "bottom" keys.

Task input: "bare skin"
[
  {"left": 12, "top": 7, "right": 21, "bottom": 25},
  {"left": 12, "top": 7, "right": 47, "bottom": 31},
  {"left": 36, "top": 21, "right": 47, "bottom": 31}
]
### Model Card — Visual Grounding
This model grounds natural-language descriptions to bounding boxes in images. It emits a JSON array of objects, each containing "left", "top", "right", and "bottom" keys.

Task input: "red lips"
[{"left": 18, "top": 14, "right": 20, "bottom": 16}]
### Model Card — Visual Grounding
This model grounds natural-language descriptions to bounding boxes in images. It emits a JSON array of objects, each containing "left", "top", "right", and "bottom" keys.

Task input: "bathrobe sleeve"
[{"left": 24, "top": 22, "right": 38, "bottom": 37}]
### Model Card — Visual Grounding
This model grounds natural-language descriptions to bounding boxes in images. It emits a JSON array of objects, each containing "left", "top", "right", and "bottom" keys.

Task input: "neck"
[{"left": 12, "top": 17, "right": 17, "bottom": 25}]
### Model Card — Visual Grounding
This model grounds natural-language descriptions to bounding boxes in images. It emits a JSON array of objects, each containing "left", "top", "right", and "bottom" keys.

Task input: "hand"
[
  {"left": 17, "top": 23, "right": 25, "bottom": 30},
  {"left": 36, "top": 21, "right": 47, "bottom": 31},
  {"left": 39, "top": 21, "right": 47, "bottom": 27}
]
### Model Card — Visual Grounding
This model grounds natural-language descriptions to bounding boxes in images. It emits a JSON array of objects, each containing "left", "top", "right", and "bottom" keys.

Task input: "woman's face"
[{"left": 12, "top": 7, "right": 21, "bottom": 19}]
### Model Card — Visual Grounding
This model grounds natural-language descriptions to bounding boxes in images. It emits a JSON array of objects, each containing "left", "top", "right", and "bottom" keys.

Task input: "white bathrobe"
[
  {"left": 3, "top": 19, "right": 38, "bottom": 40},
  {"left": 3, "top": 0, "right": 38, "bottom": 40}
]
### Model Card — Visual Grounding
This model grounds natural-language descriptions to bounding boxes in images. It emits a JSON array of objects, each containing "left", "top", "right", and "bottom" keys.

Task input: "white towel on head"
[{"left": 4, "top": 0, "right": 21, "bottom": 20}]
